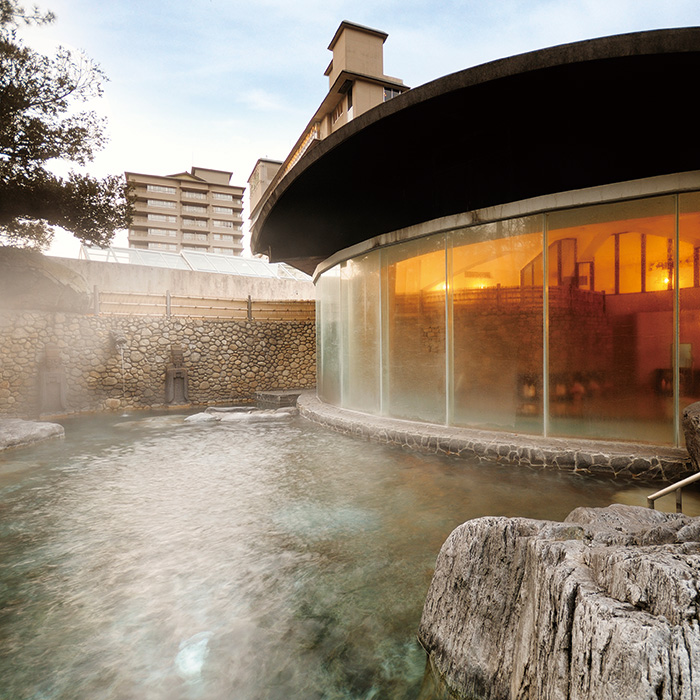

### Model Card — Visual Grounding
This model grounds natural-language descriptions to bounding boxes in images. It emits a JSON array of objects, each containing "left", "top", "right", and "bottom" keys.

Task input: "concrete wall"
[
  {"left": 0, "top": 310, "right": 316, "bottom": 418},
  {"left": 54, "top": 256, "right": 315, "bottom": 300}
]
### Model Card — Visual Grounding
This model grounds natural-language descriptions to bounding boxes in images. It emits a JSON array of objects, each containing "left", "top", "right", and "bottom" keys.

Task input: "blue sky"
[{"left": 19, "top": 0, "right": 700, "bottom": 256}]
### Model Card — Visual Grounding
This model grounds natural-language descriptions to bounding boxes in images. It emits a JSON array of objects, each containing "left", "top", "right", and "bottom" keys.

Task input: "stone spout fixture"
[
  {"left": 419, "top": 504, "right": 700, "bottom": 700},
  {"left": 165, "top": 344, "right": 189, "bottom": 405},
  {"left": 110, "top": 331, "right": 128, "bottom": 353}
]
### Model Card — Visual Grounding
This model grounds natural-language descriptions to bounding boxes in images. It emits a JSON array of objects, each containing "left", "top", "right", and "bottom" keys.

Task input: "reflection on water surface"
[{"left": 0, "top": 411, "right": 692, "bottom": 699}]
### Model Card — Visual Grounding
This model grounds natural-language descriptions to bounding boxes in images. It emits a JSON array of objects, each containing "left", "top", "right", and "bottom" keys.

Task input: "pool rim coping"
[{"left": 297, "top": 392, "right": 694, "bottom": 484}]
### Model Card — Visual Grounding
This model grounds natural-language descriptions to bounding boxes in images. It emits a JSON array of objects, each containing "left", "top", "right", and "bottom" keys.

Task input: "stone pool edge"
[
  {"left": 297, "top": 393, "right": 694, "bottom": 483},
  {"left": 0, "top": 419, "right": 65, "bottom": 451}
]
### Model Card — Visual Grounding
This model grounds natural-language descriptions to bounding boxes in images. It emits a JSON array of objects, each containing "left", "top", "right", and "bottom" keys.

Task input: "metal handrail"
[{"left": 647, "top": 470, "right": 700, "bottom": 513}]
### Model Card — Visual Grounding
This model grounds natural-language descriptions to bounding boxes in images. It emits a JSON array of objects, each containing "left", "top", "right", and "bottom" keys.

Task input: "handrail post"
[
  {"left": 166, "top": 290, "right": 171, "bottom": 317},
  {"left": 93, "top": 285, "right": 100, "bottom": 315},
  {"left": 647, "top": 469, "right": 700, "bottom": 513},
  {"left": 247, "top": 295, "right": 252, "bottom": 321}
]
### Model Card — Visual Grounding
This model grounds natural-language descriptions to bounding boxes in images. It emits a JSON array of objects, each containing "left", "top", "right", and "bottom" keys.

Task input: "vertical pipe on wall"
[{"left": 542, "top": 214, "right": 550, "bottom": 438}]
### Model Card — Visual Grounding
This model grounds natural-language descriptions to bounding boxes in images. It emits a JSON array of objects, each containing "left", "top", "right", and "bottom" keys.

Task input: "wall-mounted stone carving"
[
  {"left": 39, "top": 343, "right": 67, "bottom": 414},
  {"left": 165, "top": 344, "right": 189, "bottom": 405}
]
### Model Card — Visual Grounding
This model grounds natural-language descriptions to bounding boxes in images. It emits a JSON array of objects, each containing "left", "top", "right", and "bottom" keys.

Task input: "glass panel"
[
  {"left": 547, "top": 196, "right": 676, "bottom": 443},
  {"left": 450, "top": 216, "right": 544, "bottom": 432},
  {"left": 679, "top": 192, "right": 700, "bottom": 419},
  {"left": 316, "top": 266, "right": 342, "bottom": 405},
  {"left": 341, "top": 252, "right": 381, "bottom": 413},
  {"left": 384, "top": 234, "right": 446, "bottom": 423}
]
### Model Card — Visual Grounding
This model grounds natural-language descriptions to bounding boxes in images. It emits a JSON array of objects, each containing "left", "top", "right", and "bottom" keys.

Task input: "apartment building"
[{"left": 126, "top": 167, "right": 245, "bottom": 256}]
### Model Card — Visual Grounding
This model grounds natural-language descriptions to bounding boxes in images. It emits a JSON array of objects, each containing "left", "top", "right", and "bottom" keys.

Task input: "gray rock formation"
[
  {"left": 419, "top": 504, "right": 700, "bottom": 700},
  {"left": 683, "top": 401, "right": 700, "bottom": 471},
  {"left": 0, "top": 419, "right": 64, "bottom": 451}
]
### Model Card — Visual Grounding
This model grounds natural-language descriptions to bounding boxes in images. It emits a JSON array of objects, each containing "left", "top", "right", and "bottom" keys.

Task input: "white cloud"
[
  {"left": 238, "top": 89, "right": 287, "bottom": 112},
  {"left": 19, "top": 0, "right": 700, "bottom": 259}
]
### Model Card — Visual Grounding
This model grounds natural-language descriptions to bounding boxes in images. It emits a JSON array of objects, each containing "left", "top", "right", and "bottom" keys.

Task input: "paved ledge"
[
  {"left": 298, "top": 394, "right": 694, "bottom": 483},
  {"left": 254, "top": 390, "right": 304, "bottom": 408},
  {"left": 0, "top": 419, "right": 64, "bottom": 451}
]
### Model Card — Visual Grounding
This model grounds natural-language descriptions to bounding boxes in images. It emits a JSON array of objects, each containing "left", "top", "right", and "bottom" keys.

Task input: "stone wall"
[
  {"left": 298, "top": 393, "right": 692, "bottom": 482},
  {"left": 0, "top": 310, "right": 315, "bottom": 418}
]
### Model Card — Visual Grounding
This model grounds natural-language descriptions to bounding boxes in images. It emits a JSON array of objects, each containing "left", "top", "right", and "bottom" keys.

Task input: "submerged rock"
[
  {"left": 418, "top": 504, "right": 700, "bottom": 700},
  {"left": 183, "top": 412, "right": 220, "bottom": 423},
  {"left": 0, "top": 419, "right": 64, "bottom": 451},
  {"left": 184, "top": 407, "right": 297, "bottom": 423}
]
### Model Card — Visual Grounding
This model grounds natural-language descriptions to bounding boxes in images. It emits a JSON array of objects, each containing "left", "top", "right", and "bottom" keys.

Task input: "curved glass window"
[
  {"left": 680, "top": 192, "right": 700, "bottom": 418},
  {"left": 315, "top": 190, "right": 700, "bottom": 446},
  {"left": 546, "top": 197, "right": 676, "bottom": 443},
  {"left": 450, "top": 216, "right": 544, "bottom": 432},
  {"left": 316, "top": 266, "right": 341, "bottom": 405},
  {"left": 341, "top": 252, "right": 381, "bottom": 414}
]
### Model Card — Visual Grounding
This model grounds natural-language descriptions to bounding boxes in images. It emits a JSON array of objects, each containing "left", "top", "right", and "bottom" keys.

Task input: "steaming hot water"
[{"left": 0, "top": 410, "right": 688, "bottom": 699}]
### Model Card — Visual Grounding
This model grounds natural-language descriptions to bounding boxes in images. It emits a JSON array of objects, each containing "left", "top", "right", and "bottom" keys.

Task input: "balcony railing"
[{"left": 282, "top": 123, "right": 321, "bottom": 178}]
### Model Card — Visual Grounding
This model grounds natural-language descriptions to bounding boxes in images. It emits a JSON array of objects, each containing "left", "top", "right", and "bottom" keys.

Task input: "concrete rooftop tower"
[
  {"left": 324, "top": 21, "right": 387, "bottom": 86},
  {"left": 248, "top": 21, "right": 408, "bottom": 234}
]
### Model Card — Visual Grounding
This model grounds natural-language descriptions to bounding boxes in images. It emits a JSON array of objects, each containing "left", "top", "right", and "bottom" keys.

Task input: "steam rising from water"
[{"left": 0, "top": 412, "right": 679, "bottom": 699}]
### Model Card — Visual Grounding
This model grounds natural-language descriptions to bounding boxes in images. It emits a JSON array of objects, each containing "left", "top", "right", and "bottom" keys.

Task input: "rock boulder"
[
  {"left": 683, "top": 401, "right": 700, "bottom": 471},
  {"left": 418, "top": 504, "right": 700, "bottom": 700},
  {"left": 0, "top": 419, "right": 64, "bottom": 451}
]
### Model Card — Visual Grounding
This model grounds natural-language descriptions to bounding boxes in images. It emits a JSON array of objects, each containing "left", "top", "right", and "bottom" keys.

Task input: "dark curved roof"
[{"left": 252, "top": 28, "right": 700, "bottom": 275}]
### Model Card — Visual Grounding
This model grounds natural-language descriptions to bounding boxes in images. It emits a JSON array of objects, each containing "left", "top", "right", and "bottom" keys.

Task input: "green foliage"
[{"left": 0, "top": 0, "right": 132, "bottom": 249}]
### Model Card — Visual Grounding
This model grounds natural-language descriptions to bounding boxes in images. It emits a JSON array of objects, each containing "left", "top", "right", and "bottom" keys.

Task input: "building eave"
[{"left": 251, "top": 27, "right": 700, "bottom": 275}]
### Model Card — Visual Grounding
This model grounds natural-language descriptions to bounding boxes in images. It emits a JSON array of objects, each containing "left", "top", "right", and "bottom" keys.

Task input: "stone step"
[{"left": 254, "top": 390, "right": 305, "bottom": 408}]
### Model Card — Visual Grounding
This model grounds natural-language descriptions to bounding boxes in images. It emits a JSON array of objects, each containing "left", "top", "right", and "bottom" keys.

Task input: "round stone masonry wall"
[
  {"left": 298, "top": 393, "right": 693, "bottom": 483},
  {"left": 0, "top": 311, "right": 316, "bottom": 417}
]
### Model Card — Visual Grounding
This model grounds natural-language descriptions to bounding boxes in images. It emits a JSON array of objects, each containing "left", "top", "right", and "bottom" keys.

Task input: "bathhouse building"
[
  {"left": 251, "top": 25, "right": 700, "bottom": 450},
  {"left": 248, "top": 21, "right": 409, "bottom": 229}
]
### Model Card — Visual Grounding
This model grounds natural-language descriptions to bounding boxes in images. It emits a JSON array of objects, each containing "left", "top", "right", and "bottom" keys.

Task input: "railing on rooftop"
[
  {"left": 281, "top": 123, "right": 321, "bottom": 178},
  {"left": 79, "top": 245, "right": 312, "bottom": 282}
]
